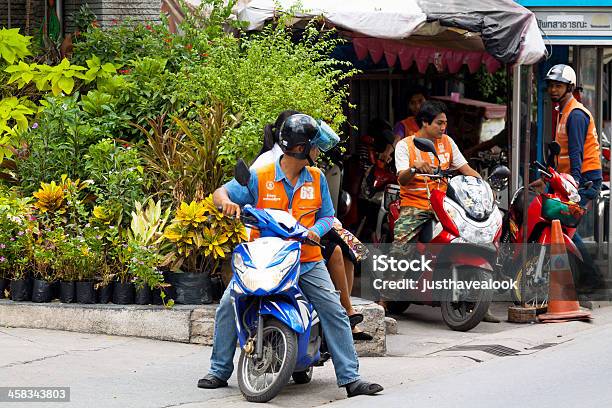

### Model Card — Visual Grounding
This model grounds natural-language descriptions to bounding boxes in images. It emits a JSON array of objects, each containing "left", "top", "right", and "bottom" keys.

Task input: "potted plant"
[
  {"left": 31, "top": 243, "right": 55, "bottom": 303},
  {"left": 0, "top": 193, "right": 35, "bottom": 302},
  {"left": 32, "top": 177, "right": 96, "bottom": 303},
  {"left": 127, "top": 199, "right": 172, "bottom": 306},
  {"left": 162, "top": 196, "right": 246, "bottom": 304},
  {"left": 91, "top": 204, "right": 123, "bottom": 303},
  {"left": 127, "top": 241, "right": 166, "bottom": 305}
]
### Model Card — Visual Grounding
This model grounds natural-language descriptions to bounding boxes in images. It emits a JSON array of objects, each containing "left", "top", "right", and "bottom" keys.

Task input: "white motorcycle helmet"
[{"left": 545, "top": 64, "right": 577, "bottom": 87}]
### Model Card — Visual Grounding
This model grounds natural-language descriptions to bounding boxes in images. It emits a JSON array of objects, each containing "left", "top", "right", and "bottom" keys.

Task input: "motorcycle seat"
[{"left": 418, "top": 220, "right": 434, "bottom": 243}]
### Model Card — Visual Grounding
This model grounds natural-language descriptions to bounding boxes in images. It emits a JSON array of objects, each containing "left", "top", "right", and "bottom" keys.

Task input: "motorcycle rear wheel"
[
  {"left": 238, "top": 319, "right": 298, "bottom": 403},
  {"left": 441, "top": 269, "right": 493, "bottom": 332}
]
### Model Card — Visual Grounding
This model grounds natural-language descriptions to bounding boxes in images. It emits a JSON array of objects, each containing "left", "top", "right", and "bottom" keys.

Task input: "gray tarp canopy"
[{"left": 235, "top": 0, "right": 546, "bottom": 65}]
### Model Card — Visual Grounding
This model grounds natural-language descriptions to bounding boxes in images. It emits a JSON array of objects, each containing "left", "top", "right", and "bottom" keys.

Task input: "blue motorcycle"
[{"left": 230, "top": 204, "right": 326, "bottom": 402}]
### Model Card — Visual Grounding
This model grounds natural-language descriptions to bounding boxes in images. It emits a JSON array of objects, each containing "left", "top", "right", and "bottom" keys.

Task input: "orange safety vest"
[
  {"left": 399, "top": 116, "right": 420, "bottom": 137},
  {"left": 399, "top": 135, "right": 453, "bottom": 210},
  {"left": 253, "top": 162, "right": 323, "bottom": 263},
  {"left": 555, "top": 97, "right": 601, "bottom": 174}
]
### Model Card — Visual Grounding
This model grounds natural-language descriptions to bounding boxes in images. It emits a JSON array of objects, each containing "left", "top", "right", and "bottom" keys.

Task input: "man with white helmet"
[{"left": 544, "top": 64, "right": 603, "bottom": 291}]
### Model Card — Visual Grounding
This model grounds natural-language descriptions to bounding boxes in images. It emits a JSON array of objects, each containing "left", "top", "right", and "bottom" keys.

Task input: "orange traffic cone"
[{"left": 538, "top": 220, "right": 592, "bottom": 323}]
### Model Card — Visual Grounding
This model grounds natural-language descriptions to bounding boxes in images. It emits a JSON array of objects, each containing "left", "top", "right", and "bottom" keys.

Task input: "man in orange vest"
[
  {"left": 393, "top": 85, "right": 428, "bottom": 143},
  {"left": 379, "top": 87, "right": 429, "bottom": 163},
  {"left": 391, "top": 101, "right": 504, "bottom": 322},
  {"left": 201, "top": 114, "right": 383, "bottom": 398},
  {"left": 394, "top": 101, "right": 480, "bottom": 243},
  {"left": 544, "top": 64, "right": 604, "bottom": 291}
]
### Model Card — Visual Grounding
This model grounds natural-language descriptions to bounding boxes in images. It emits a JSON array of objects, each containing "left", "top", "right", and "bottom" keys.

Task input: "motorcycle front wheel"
[
  {"left": 441, "top": 269, "right": 493, "bottom": 332},
  {"left": 238, "top": 319, "right": 298, "bottom": 403}
]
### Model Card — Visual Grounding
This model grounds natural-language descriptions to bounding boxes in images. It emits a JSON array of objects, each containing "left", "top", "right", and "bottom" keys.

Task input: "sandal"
[
  {"left": 345, "top": 379, "right": 384, "bottom": 397},
  {"left": 197, "top": 374, "right": 228, "bottom": 389},
  {"left": 352, "top": 330, "right": 373, "bottom": 341},
  {"left": 348, "top": 313, "right": 364, "bottom": 328}
]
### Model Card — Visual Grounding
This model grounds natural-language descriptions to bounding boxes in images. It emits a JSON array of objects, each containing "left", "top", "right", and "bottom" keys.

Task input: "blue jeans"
[
  {"left": 208, "top": 260, "right": 360, "bottom": 386},
  {"left": 572, "top": 179, "right": 603, "bottom": 284}
]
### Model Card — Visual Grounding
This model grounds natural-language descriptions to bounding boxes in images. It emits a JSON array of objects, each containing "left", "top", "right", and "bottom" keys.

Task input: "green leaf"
[{"left": 58, "top": 76, "right": 75, "bottom": 94}]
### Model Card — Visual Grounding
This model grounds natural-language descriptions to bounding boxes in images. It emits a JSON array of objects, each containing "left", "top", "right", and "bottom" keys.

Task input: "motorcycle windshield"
[
  {"left": 244, "top": 206, "right": 309, "bottom": 238},
  {"left": 447, "top": 176, "right": 495, "bottom": 221}
]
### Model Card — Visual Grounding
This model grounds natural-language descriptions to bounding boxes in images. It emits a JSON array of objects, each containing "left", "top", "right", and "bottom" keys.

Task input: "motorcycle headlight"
[{"left": 233, "top": 251, "right": 299, "bottom": 292}]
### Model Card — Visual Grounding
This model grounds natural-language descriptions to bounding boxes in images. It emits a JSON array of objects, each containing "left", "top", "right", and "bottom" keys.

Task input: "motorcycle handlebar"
[
  {"left": 225, "top": 206, "right": 325, "bottom": 250},
  {"left": 530, "top": 161, "right": 552, "bottom": 178}
]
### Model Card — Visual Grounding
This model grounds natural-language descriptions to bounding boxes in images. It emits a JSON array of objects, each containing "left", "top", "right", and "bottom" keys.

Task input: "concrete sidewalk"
[{"left": 2, "top": 302, "right": 612, "bottom": 408}]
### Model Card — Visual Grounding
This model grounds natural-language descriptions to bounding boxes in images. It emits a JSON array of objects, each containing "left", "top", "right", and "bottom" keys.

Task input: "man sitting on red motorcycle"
[{"left": 389, "top": 101, "right": 500, "bottom": 322}]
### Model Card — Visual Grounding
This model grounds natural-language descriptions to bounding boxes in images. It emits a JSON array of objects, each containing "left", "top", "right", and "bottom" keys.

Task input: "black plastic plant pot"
[
  {"left": 31, "top": 279, "right": 53, "bottom": 303},
  {"left": 59, "top": 281, "right": 76, "bottom": 303},
  {"left": 135, "top": 285, "right": 152, "bottom": 305},
  {"left": 76, "top": 281, "right": 96, "bottom": 304},
  {"left": 10, "top": 278, "right": 30, "bottom": 301},
  {"left": 151, "top": 287, "right": 163, "bottom": 305},
  {"left": 0, "top": 278, "right": 7, "bottom": 298},
  {"left": 113, "top": 281, "right": 135, "bottom": 305},
  {"left": 167, "top": 271, "right": 213, "bottom": 305},
  {"left": 97, "top": 282, "right": 113, "bottom": 304}
]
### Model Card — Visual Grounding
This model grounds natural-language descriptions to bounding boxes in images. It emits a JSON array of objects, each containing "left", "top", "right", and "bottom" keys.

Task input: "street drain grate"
[
  {"left": 526, "top": 342, "right": 559, "bottom": 350},
  {"left": 442, "top": 344, "right": 521, "bottom": 357}
]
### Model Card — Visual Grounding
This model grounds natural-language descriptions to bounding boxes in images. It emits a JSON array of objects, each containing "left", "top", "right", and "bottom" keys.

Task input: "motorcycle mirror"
[
  {"left": 413, "top": 138, "right": 437, "bottom": 156},
  {"left": 414, "top": 137, "right": 440, "bottom": 169},
  {"left": 488, "top": 165, "right": 511, "bottom": 192},
  {"left": 234, "top": 159, "right": 251, "bottom": 187},
  {"left": 488, "top": 165, "right": 511, "bottom": 181},
  {"left": 337, "top": 190, "right": 352, "bottom": 218},
  {"left": 548, "top": 141, "right": 561, "bottom": 156}
]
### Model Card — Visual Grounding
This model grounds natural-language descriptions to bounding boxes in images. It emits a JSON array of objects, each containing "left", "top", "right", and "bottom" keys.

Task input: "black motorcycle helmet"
[{"left": 278, "top": 114, "right": 321, "bottom": 162}]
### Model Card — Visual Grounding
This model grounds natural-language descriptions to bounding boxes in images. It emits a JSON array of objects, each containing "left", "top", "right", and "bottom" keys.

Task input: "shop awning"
[{"left": 235, "top": 0, "right": 547, "bottom": 65}]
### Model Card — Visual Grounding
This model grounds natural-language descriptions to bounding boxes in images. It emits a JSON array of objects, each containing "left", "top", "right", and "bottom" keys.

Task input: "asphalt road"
[
  {"left": 332, "top": 320, "right": 612, "bottom": 408},
  {"left": 1, "top": 303, "right": 611, "bottom": 408}
]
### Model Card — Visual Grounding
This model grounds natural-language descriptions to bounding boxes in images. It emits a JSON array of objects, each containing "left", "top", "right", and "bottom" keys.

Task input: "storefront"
[{"left": 517, "top": 1, "right": 612, "bottom": 274}]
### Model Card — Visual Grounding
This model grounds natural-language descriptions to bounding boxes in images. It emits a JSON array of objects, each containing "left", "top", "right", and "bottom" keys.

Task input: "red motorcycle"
[
  {"left": 381, "top": 138, "right": 510, "bottom": 331},
  {"left": 497, "top": 142, "right": 587, "bottom": 306}
]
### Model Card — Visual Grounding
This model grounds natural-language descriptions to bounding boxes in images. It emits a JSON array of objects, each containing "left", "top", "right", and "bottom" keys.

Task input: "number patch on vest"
[{"left": 300, "top": 186, "right": 315, "bottom": 200}]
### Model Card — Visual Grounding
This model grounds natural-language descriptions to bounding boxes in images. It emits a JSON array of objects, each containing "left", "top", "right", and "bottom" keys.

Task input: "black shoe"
[
  {"left": 197, "top": 374, "right": 228, "bottom": 389},
  {"left": 345, "top": 379, "right": 384, "bottom": 397},
  {"left": 349, "top": 313, "right": 364, "bottom": 328},
  {"left": 352, "top": 330, "right": 373, "bottom": 341}
]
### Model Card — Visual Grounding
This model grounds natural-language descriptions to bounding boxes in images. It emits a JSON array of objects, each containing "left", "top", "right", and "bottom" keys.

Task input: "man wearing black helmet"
[
  {"left": 542, "top": 64, "right": 604, "bottom": 291},
  {"left": 200, "top": 114, "right": 384, "bottom": 398}
]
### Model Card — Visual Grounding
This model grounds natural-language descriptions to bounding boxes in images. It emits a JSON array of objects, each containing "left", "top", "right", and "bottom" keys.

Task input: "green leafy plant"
[
  {"left": 16, "top": 95, "right": 102, "bottom": 191},
  {"left": 31, "top": 175, "right": 93, "bottom": 235},
  {"left": 136, "top": 102, "right": 237, "bottom": 207},
  {"left": 0, "top": 190, "right": 34, "bottom": 280},
  {"left": 176, "top": 19, "right": 355, "bottom": 172},
  {"left": 162, "top": 195, "right": 246, "bottom": 274},
  {"left": 0, "top": 28, "right": 32, "bottom": 64},
  {"left": 85, "top": 138, "right": 146, "bottom": 222},
  {"left": 128, "top": 199, "right": 171, "bottom": 246},
  {"left": 70, "top": 3, "right": 98, "bottom": 35},
  {"left": 0, "top": 96, "right": 36, "bottom": 164}
]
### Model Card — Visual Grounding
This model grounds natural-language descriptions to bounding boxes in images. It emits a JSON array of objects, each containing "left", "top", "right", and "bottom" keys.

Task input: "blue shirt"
[
  {"left": 223, "top": 156, "right": 335, "bottom": 274},
  {"left": 566, "top": 109, "right": 603, "bottom": 185}
]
